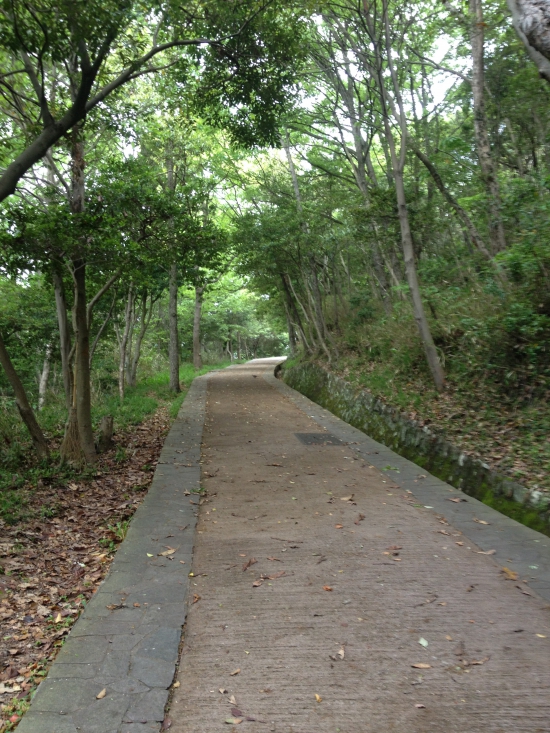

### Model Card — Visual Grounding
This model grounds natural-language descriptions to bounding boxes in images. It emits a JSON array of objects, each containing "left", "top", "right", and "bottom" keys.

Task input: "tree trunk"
[
  {"left": 412, "top": 147, "right": 495, "bottom": 262},
  {"left": 52, "top": 269, "right": 72, "bottom": 409},
  {"left": 72, "top": 257, "right": 97, "bottom": 463},
  {"left": 507, "top": 0, "right": 550, "bottom": 82},
  {"left": 118, "top": 284, "right": 135, "bottom": 402},
  {"left": 61, "top": 124, "right": 96, "bottom": 464},
  {"left": 0, "top": 331, "right": 50, "bottom": 458},
  {"left": 90, "top": 290, "right": 116, "bottom": 366},
  {"left": 38, "top": 343, "right": 52, "bottom": 411},
  {"left": 193, "top": 285, "right": 204, "bottom": 370},
  {"left": 97, "top": 415, "right": 114, "bottom": 453},
  {"left": 393, "top": 165, "right": 445, "bottom": 390},
  {"left": 168, "top": 261, "right": 180, "bottom": 392},
  {"left": 469, "top": 0, "right": 506, "bottom": 253},
  {"left": 373, "top": 0, "right": 445, "bottom": 391},
  {"left": 127, "top": 292, "right": 153, "bottom": 387}
]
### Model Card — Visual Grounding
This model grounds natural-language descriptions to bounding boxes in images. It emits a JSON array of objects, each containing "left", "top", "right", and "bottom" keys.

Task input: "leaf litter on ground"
[{"left": 0, "top": 406, "right": 170, "bottom": 726}]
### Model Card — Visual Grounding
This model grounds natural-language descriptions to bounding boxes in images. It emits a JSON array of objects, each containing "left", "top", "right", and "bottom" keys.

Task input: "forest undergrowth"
[
  {"left": 0, "top": 363, "right": 225, "bottom": 731},
  {"left": 312, "top": 275, "right": 550, "bottom": 499}
]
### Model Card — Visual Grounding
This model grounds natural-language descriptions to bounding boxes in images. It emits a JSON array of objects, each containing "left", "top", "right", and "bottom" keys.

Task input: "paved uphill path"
[{"left": 169, "top": 360, "right": 550, "bottom": 733}]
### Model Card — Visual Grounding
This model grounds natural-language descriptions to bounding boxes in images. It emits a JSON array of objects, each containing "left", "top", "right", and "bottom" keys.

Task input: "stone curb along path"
[
  {"left": 266, "top": 366, "right": 550, "bottom": 601},
  {"left": 16, "top": 375, "right": 209, "bottom": 733}
]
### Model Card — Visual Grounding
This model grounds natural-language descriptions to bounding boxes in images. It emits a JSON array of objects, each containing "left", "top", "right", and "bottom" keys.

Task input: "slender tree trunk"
[
  {"left": 118, "top": 284, "right": 135, "bottom": 402},
  {"left": 128, "top": 292, "right": 153, "bottom": 387},
  {"left": 52, "top": 269, "right": 72, "bottom": 409},
  {"left": 469, "top": 0, "right": 506, "bottom": 253},
  {"left": 0, "top": 331, "right": 50, "bottom": 458},
  {"left": 193, "top": 285, "right": 204, "bottom": 370},
  {"left": 373, "top": 0, "right": 445, "bottom": 391},
  {"left": 90, "top": 290, "right": 116, "bottom": 366},
  {"left": 393, "top": 164, "right": 445, "bottom": 390},
  {"left": 38, "top": 343, "right": 52, "bottom": 411},
  {"left": 412, "top": 147, "right": 494, "bottom": 262},
  {"left": 168, "top": 261, "right": 180, "bottom": 392},
  {"left": 237, "top": 331, "right": 242, "bottom": 361},
  {"left": 72, "top": 257, "right": 96, "bottom": 462}
]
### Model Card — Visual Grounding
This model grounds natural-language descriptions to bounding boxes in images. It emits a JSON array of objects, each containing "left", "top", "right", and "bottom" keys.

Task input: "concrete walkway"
[
  {"left": 170, "top": 359, "right": 550, "bottom": 733},
  {"left": 17, "top": 359, "right": 550, "bottom": 732}
]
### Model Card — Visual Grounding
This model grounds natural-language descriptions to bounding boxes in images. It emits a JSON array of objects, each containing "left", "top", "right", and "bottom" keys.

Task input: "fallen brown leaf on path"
[
  {"left": 354, "top": 513, "right": 366, "bottom": 524},
  {"left": 476, "top": 549, "right": 496, "bottom": 555},
  {"left": 448, "top": 497, "right": 467, "bottom": 503},
  {"left": 387, "top": 545, "right": 402, "bottom": 551},
  {"left": 172, "top": 681, "right": 180, "bottom": 689},
  {"left": 231, "top": 708, "right": 243, "bottom": 717},
  {"left": 267, "top": 557, "right": 282, "bottom": 562},
  {"left": 412, "top": 663, "right": 431, "bottom": 669},
  {"left": 337, "top": 648, "right": 345, "bottom": 659},
  {"left": 158, "top": 547, "right": 177, "bottom": 557},
  {"left": 161, "top": 717, "right": 172, "bottom": 730},
  {"left": 335, "top": 524, "right": 343, "bottom": 529},
  {"left": 471, "top": 657, "right": 489, "bottom": 665},
  {"left": 242, "top": 558, "right": 257, "bottom": 571},
  {"left": 473, "top": 518, "right": 490, "bottom": 525},
  {"left": 340, "top": 495, "right": 354, "bottom": 501},
  {"left": 502, "top": 567, "right": 519, "bottom": 581},
  {"left": 225, "top": 717, "right": 243, "bottom": 725},
  {"left": 229, "top": 695, "right": 237, "bottom": 705},
  {"left": 192, "top": 594, "right": 201, "bottom": 604},
  {"left": 323, "top": 585, "right": 333, "bottom": 591},
  {"left": 415, "top": 703, "right": 426, "bottom": 709},
  {"left": 267, "top": 571, "right": 286, "bottom": 580},
  {"left": 315, "top": 694, "right": 322, "bottom": 703},
  {"left": 252, "top": 579, "right": 263, "bottom": 587},
  {"left": 437, "top": 530, "right": 450, "bottom": 535},
  {"left": 219, "top": 688, "right": 228, "bottom": 694},
  {"left": 96, "top": 688, "right": 106, "bottom": 699},
  {"left": 230, "top": 669, "right": 241, "bottom": 676}
]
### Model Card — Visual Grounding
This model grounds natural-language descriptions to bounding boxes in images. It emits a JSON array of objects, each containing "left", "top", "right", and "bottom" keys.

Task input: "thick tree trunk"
[
  {"left": 61, "top": 125, "right": 96, "bottom": 464},
  {"left": 507, "top": 0, "right": 550, "bottom": 82},
  {"left": 193, "top": 285, "right": 204, "bottom": 370},
  {"left": 53, "top": 269, "right": 72, "bottom": 409},
  {"left": 0, "top": 331, "right": 50, "bottom": 458},
  {"left": 38, "top": 343, "right": 52, "bottom": 411},
  {"left": 469, "top": 0, "right": 506, "bottom": 253},
  {"left": 168, "top": 261, "right": 180, "bottom": 392}
]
